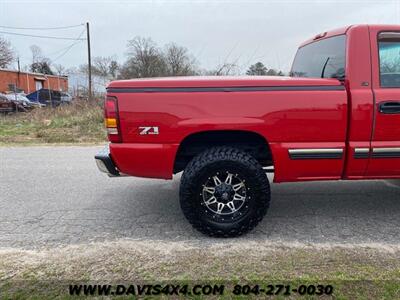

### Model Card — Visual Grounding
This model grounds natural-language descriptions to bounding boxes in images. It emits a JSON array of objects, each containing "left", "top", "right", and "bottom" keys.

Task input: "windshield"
[
  {"left": 5, "top": 94, "right": 29, "bottom": 102},
  {"left": 290, "top": 35, "right": 346, "bottom": 79}
]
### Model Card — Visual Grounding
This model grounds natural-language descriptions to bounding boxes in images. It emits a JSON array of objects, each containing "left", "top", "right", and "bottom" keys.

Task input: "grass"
[
  {"left": 0, "top": 100, "right": 106, "bottom": 145},
  {"left": 0, "top": 241, "right": 399, "bottom": 299}
]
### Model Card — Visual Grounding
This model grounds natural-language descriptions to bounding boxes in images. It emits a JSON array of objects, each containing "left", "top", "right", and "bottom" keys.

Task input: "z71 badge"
[{"left": 138, "top": 126, "right": 159, "bottom": 135}]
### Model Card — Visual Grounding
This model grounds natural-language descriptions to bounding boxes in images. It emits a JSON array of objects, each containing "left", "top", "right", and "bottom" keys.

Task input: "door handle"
[{"left": 379, "top": 101, "right": 400, "bottom": 114}]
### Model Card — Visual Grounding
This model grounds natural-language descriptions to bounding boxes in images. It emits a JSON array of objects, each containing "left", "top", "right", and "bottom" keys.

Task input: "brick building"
[{"left": 0, "top": 69, "right": 68, "bottom": 94}]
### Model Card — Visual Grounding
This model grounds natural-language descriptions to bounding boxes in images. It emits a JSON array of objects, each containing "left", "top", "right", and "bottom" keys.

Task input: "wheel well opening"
[{"left": 174, "top": 130, "right": 273, "bottom": 173}]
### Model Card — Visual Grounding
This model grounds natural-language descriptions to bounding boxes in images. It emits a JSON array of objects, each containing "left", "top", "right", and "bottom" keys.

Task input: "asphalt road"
[{"left": 1, "top": 146, "right": 400, "bottom": 249}]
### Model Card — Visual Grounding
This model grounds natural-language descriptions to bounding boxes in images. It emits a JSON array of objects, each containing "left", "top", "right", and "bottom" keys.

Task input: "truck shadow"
[{"left": 113, "top": 176, "right": 400, "bottom": 245}]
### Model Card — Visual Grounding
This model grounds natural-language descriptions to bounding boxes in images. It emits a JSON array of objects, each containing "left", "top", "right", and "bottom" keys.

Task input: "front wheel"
[{"left": 179, "top": 147, "right": 271, "bottom": 237}]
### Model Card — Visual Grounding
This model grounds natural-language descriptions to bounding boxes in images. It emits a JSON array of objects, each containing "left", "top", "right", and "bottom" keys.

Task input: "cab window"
[
  {"left": 290, "top": 35, "right": 346, "bottom": 79},
  {"left": 379, "top": 32, "right": 400, "bottom": 87}
]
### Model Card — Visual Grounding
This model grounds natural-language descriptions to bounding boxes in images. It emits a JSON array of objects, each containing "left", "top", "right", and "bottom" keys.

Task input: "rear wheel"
[{"left": 179, "top": 147, "right": 270, "bottom": 237}]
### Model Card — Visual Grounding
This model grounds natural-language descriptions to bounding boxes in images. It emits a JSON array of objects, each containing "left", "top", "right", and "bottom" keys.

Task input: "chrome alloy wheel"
[{"left": 202, "top": 172, "right": 247, "bottom": 215}]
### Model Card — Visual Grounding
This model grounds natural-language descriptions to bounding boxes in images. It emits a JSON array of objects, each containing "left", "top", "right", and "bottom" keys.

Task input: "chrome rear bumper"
[{"left": 95, "top": 145, "right": 120, "bottom": 177}]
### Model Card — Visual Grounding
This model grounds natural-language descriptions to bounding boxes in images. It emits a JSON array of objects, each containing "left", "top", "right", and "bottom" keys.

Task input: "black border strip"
[
  {"left": 107, "top": 85, "right": 345, "bottom": 93},
  {"left": 289, "top": 149, "right": 343, "bottom": 160},
  {"left": 289, "top": 153, "right": 343, "bottom": 160},
  {"left": 353, "top": 149, "right": 370, "bottom": 159},
  {"left": 372, "top": 152, "right": 400, "bottom": 158},
  {"left": 372, "top": 148, "right": 400, "bottom": 159},
  {"left": 354, "top": 153, "right": 369, "bottom": 159}
]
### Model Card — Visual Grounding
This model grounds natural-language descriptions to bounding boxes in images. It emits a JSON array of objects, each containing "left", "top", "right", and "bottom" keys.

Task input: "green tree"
[
  {"left": 246, "top": 62, "right": 267, "bottom": 75},
  {"left": 30, "top": 61, "right": 53, "bottom": 75}
]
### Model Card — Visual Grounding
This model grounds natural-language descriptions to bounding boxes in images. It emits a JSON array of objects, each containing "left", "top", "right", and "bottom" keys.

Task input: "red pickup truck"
[{"left": 95, "top": 24, "right": 400, "bottom": 237}]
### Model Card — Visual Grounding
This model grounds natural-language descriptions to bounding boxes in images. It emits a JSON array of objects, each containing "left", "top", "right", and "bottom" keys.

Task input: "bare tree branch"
[
  {"left": 29, "top": 45, "right": 53, "bottom": 75},
  {"left": 206, "top": 62, "right": 239, "bottom": 76},
  {"left": 119, "top": 36, "right": 167, "bottom": 78},
  {"left": 0, "top": 36, "right": 14, "bottom": 68},
  {"left": 164, "top": 43, "right": 197, "bottom": 76}
]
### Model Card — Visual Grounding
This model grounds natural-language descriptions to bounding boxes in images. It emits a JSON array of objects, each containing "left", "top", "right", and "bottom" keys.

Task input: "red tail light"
[{"left": 104, "top": 96, "right": 122, "bottom": 143}]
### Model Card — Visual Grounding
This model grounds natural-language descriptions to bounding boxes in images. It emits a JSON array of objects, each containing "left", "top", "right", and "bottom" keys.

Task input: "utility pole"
[
  {"left": 86, "top": 22, "right": 92, "bottom": 101},
  {"left": 17, "top": 57, "right": 21, "bottom": 91}
]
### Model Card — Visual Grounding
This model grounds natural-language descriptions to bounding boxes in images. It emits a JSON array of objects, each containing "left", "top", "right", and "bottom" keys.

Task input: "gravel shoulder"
[
  {"left": 1, "top": 239, "right": 400, "bottom": 281},
  {"left": 1, "top": 240, "right": 400, "bottom": 299}
]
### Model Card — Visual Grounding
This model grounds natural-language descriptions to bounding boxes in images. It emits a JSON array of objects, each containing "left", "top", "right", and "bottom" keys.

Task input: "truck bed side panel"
[{"left": 110, "top": 87, "right": 347, "bottom": 181}]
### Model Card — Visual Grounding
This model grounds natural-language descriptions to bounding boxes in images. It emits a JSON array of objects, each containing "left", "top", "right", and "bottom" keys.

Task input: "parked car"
[
  {"left": 95, "top": 24, "right": 400, "bottom": 237},
  {"left": 26, "top": 89, "right": 72, "bottom": 107},
  {"left": 4, "top": 93, "right": 43, "bottom": 110},
  {"left": 0, "top": 93, "right": 14, "bottom": 113},
  {"left": 0, "top": 93, "right": 32, "bottom": 112}
]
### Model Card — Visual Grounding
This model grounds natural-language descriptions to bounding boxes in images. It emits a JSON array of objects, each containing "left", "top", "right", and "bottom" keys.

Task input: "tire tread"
[{"left": 180, "top": 146, "right": 270, "bottom": 237}]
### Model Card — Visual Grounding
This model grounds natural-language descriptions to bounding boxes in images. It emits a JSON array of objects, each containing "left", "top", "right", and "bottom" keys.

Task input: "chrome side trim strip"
[
  {"left": 354, "top": 148, "right": 370, "bottom": 159},
  {"left": 372, "top": 147, "right": 400, "bottom": 158},
  {"left": 288, "top": 148, "right": 343, "bottom": 160},
  {"left": 289, "top": 147, "right": 400, "bottom": 160},
  {"left": 373, "top": 147, "right": 400, "bottom": 153}
]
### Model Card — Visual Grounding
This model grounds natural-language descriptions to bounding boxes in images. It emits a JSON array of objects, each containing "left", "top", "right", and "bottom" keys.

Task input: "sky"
[{"left": 0, "top": 0, "right": 399, "bottom": 73}]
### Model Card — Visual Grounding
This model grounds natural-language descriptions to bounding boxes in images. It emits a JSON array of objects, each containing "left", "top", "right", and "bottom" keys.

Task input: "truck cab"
[{"left": 291, "top": 24, "right": 400, "bottom": 179}]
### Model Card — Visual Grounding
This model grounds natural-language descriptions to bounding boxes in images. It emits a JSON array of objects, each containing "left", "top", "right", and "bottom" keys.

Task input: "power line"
[
  {"left": 0, "top": 24, "right": 84, "bottom": 30},
  {"left": 46, "top": 41, "right": 82, "bottom": 57},
  {"left": 47, "top": 29, "right": 86, "bottom": 57},
  {"left": 51, "top": 29, "right": 86, "bottom": 62},
  {"left": 52, "top": 40, "right": 83, "bottom": 63},
  {"left": 47, "top": 42, "right": 80, "bottom": 57},
  {"left": 0, "top": 30, "right": 86, "bottom": 40}
]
